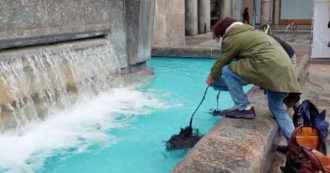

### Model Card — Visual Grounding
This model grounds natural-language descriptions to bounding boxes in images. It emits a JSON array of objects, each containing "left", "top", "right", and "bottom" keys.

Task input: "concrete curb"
[{"left": 152, "top": 46, "right": 220, "bottom": 59}]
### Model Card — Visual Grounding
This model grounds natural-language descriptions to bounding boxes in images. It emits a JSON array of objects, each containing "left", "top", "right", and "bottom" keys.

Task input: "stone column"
[
  {"left": 185, "top": 0, "right": 198, "bottom": 36},
  {"left": 261, "top": 0, "right": 271, "bottom": 25},
  {"left": 231, "top": 0, "right": 243, "bottom": 20},
  {"left": 198, "top": 0, "right": 211, "bottom": 34},
  {"left": 126, "top": 0, "right": 156, "bottom": 66},
  {"left": 218, "top": 0, "right": 231, "bottom": 20},
  {"left": 274, "top": 0, "right": 280, "bottom": 25}
]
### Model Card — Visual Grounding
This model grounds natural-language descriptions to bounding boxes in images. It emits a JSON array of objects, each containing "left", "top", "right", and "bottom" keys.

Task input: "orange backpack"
[{"left": 281, "top": 126, "right": 329, "bottom": 173}]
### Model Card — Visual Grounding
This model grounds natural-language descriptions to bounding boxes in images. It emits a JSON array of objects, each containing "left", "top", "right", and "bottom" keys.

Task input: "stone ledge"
[
  {"left": 0, "top": 38, "right": 107, "bottom": 58},
  {"left": 152, "top": 46, "right": 220, "bottom": 59}
]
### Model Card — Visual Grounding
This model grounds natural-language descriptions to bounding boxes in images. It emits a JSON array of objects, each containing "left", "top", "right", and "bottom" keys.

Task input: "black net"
[
  {"left": 166, "top": 126, "right": 202, "bottom": 150},
  {"left": 166, "top": 86, "right": 208, "bottom": 150}
]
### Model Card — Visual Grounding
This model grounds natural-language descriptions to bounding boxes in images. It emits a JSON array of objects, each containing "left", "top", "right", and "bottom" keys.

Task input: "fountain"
[{"left": 0, "top": 0, "right": 155, "bottom": 131}]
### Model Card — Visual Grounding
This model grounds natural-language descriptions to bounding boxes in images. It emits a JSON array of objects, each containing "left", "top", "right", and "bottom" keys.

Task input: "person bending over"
[{"left": 206, "top": 17, "right": 301, "bottom": 142}]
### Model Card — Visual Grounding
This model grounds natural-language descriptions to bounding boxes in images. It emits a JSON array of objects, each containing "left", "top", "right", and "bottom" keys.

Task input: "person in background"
[
  {"left": 206, "top": 17, "right": 301, "bottom": 142},
  {"left": 242, "top": 8, "right": 249, "bottom": 24},
  {"left": 328, "top": 21, "right": 330, "bottom": 47}
]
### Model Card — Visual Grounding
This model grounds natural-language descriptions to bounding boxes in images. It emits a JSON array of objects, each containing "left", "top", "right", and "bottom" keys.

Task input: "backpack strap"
[
  {"left": 293, "top": 104, "right": 303, "bottom": 127},
  {"left": 301, "top": 100, "right": 313, "bottom": 126}
]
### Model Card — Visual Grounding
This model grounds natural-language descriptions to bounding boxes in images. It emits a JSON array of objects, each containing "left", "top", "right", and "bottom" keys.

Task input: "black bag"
[{"left": 293, "top": 100, "right": 328, "bottom": 142}]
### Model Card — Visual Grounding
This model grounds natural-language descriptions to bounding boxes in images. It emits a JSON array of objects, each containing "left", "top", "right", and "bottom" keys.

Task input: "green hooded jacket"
[{"left": 210, "top": 24, "right": 301, "bottom": 106}]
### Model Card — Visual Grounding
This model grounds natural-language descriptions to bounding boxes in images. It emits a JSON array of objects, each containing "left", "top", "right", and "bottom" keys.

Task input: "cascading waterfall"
[
  {"left": 0, "top": 40, "right": 166, "bottom": 172},
  {"left": 0, "top": 40, "right": 122, "bottom": 131}
]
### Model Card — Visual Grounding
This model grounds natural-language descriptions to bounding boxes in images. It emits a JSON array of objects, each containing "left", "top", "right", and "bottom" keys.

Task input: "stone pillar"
[
  {"left": 261, "top": 0, "right": 271, "bottom": 25},
  {"left": 185, "top": 0, "right": 198, "bottom": 36},
  {"left": 198, "top": 0, "right": 211, "bottom": 34},
  {"left": 153, "top": 0, "right": 185, "bottom": 46},
  {"left": 274, "top": 0, "right": 280, "bottom": 25},
  {"left": 126, "top": 0, "right": 156, "bottom": 66},
  {"left": 218, "top": 0, "right": 231, "bottom": 20},
  {"left": 231, "top": 0, "right": 243, "bottom": 20}
]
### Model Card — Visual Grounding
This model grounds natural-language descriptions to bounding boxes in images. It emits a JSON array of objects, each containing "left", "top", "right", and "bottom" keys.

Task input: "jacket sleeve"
[{"left": 209, "top": 40, "right": 238, "bottom": 80}]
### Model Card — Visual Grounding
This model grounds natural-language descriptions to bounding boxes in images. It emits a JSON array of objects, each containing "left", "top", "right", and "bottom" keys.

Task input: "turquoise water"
[{"left": 1, "top": 58, "right": 251, "bottom": 173}]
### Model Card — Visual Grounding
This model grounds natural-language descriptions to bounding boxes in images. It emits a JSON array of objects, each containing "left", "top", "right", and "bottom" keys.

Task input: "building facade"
[{"left": 152, "top": 0, "right": 314, "bottom": 47}]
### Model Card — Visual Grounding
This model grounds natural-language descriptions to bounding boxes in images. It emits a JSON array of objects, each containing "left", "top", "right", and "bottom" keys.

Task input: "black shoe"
[
  {"left": 225, "top": 107, "right": 255, "bottom": 119},
  {"left": 212, "top": 107, "right": 239, "bottom": 116},
  {"left": 276, "top": 145, "right": 288, "bottom": 154}
]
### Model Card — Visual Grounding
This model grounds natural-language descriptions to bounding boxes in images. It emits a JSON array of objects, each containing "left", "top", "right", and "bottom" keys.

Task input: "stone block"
[
  {"left": 166, "top": 14, "right": 185, "bottom": 46},
  {"left": 106, "top": 29, "right": 128, "bottom": 69},
  {"left": 126, "top": 0, "right": 156, "bottom": 66},
  {"left": 155, "top": 0, "right": 168, "bottom": 14},
  {"left": 0, "top": 0, "right": 124, "bottom": 40},
  {"left": 153, "top": 14, "right": 168, "bottom": 46},
  {"left": 153, "top": 0, "right": 186, "bottom": 46},
  {"left": 168, "top": 0, "right": 185, "bottom": 14}
]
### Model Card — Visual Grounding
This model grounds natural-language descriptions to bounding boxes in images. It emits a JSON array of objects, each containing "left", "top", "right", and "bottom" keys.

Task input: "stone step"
[{"left": 152, "top": 46, "right": 220, "bottom": 59}]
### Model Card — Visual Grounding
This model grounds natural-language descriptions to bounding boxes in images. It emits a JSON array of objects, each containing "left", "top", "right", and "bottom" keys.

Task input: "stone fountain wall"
[{"left": 0, "top": 0, "right": 155, "bottom": 130}]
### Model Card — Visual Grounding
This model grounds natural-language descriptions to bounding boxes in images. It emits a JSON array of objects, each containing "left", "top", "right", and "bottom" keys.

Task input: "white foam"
[{"left": 0, "top": 88, "right": 168, "bottom": 173}]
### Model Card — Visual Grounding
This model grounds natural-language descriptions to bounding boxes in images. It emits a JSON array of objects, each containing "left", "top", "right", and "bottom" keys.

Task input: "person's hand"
[{"left": 206, "top": 75, "right": 212, "bottom": 86}]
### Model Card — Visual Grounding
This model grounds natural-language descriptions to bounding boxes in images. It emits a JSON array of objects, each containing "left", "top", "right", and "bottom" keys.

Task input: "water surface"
[{"left": 0, "top": 58, "right": 251, "bottom": 173}]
